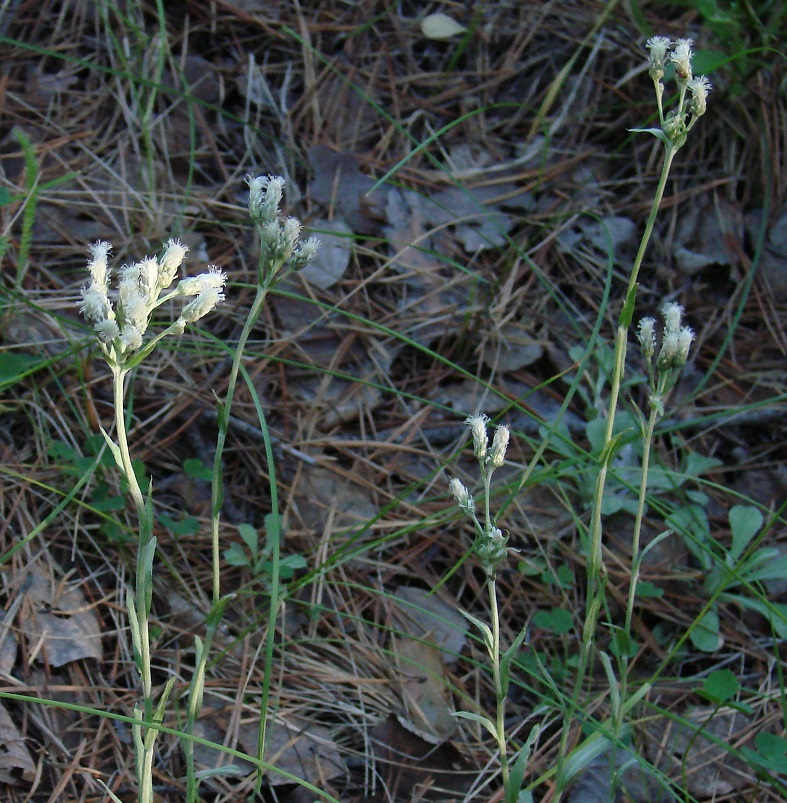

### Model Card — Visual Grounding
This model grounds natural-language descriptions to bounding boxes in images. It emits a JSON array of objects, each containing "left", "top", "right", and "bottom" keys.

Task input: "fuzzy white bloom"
[
  {"left": 661, "top": 301, "right": 684, "bottom": 335},
  {"left": 120, "top": 323, "right": 143, "bottom": 351},
  {"left": 489, "top": 425, "right": 510, "bottom": 468},
  {"left": 637, "top": 317, "right": 657, "bottom": 359},
  {"left": 247, "top": 175, "right": 285, "bottom": 225},
  {"left": 79, "top": 284, "right": 112, "bottom": 323},
  {"left": 178, "top": 287, "right": 225, "bottom": 325},
  {"left": 87, "top": 241, "right": 112, "bottom": 288},
  {"left": 646, "top": 36, "right": 671, "bottom": 80},
  {"left": 687, "top": 75, "right": 711, "bottom": 117},
  {"left": 670, "top": 38, "right": 693, "bottom": 82},
  {"left": 465, "top": 413, "right": 489, "bottom": 462},
  {"left": 675, "top": 326, "right": 695, "bottom": 366},
  {"left": 118, "top": 264, "right": 141, "bottom": 303},
  {"left": 657, "top": 331, "right": 679, "bottom": 369},
  {"left": 281, "top": 216, "right": 301, "bottom": 260},
  {"left": 122, "top": 293, "right": 149, "bottom": 332},
  {"left": 137, "top": 257, "right": 160, "bottom": 303},
  {"left": 158, "top": 239, "right": 188, "bottom": 288},
  {"left": 291, "top": 237, "right": 321, "bottom": 270},
  {"left": 449, "top": 477, "right": 475, "bottom": 514},
  {"left": 94, "top": 318, "right": 120, "bottom": 343},
  {"left": 177, "top": 267, "right": 227, "bottom": 296}
]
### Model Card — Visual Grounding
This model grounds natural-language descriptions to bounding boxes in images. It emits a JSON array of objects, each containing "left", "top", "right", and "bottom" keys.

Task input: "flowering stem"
[
  {"left": 111, "top": 364, "right": 157, "bottom": 803},
  {"left": 209, "top": 278, "right": 276, "bottom": 607},
  {"left": 553, "top": 141, "right": 679, "bottom": 800},
  {"left": 488, "top": 575, "right": 510, "bottom": 791}
]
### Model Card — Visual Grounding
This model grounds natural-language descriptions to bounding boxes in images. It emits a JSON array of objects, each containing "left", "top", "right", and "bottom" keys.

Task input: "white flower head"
[
  {"left": 247, "top": 174, "right": 285, "bottom": 225},
  {"left": 177, "top": 266, "right": 227, "bottom": 296},
  {"left": 159, "top": 239, "right": 188, "bottom": 288},
  {"left": 119, "top": 322, "right": 143, "bottom": 352},
  {"left": 661, "top": 301, "right": 684, "bottom": 336},
  {"left": 79, "top": 284, "right": 112, "bottom": 323},
  {"left": 687, "top": 75, "right": 711, "bottom": 117},
  {"left": 291, "top": 237, "right": 321, "bottom": 270},
  {"left": 449, "top": 477, "right": 475, "bottom": 514},
  {"left": 670, "top": 38, "right": 693, "bottom": 82},
  {"left": 87, "top": 241, "right": 112, "bottom": 288},
  {"left": 178, "top": 287, "right": 225, "bottom": 325},
  {"left": 646, "top": 36, "right": 672, "bottom": 80},
  {"left": 675, "top": 325, "right": 695, "bottom": 366},
  {"left": 465, "top": 413, "right": 489, "bottom": 462},
  {"left": 489, "top": 425, "right": 510, "bottom": 468},
  {"left": 637, "top": 317, "right": 657, "bottom": 359},
  {"left": 94, "top": 318, "right": 120, "bottom": 343}
]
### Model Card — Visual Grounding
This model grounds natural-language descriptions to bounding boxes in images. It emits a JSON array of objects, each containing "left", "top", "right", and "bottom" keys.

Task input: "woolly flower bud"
[
  {"left": 158, "top": 239, "right": 188, "bottom": 289},
  {"left": 120, "top": 323, "right": 143, "bottom": 352},
  {"left": 87, "top": 241, "right": 112, "bottom": 288},
  {"left": 137, "top": 257, "right": 160, "bottom": 303},
  {"left": 637, "top": 317, "right": 657, "bottom": 359},
  {"left": 489, "top": 425, "right": 510, "bottom": 469},
  {"left": 465, "top": 414, "right": 489, "bottom": 462},
  {"left": 661, "top": 301, "right": 683, "bottom": 335},
  {"left": 687, "top": 75, "right": 711, "bottom": 118},
  {"left": 94, "top": 318, "right": 120, "bottom": 343},
  {"left": 79, "top": 284, "right": 112, "bottom": 323},
  {"left": 122, "top": 293, "right": 149, "bottom": 332},
  {"left": 290, "top": 237, "right": 321, "bottom": 271},
  {"left": 646, "top": 36, "right": 671, "bottom": 80},
  {"left": 675, "top": 326, "right": 695, "bottom": 366},
  {"left": 247, "top": 174, "right": 285, "bottom": 225},
  {"left": 449, "top": 477, "right": 475, "bottom": 514},
  {"left": 178, "top": 287, "right": 225, "bottom": 325},
  {"left": 657, "top": 331, "right": 679, "bottom": 369},
  {"left": 670, "top": 38, "right": 693, "bottom": 82},
  {"left": 176, "top": 267, "right": 227, "bottom": 296}
]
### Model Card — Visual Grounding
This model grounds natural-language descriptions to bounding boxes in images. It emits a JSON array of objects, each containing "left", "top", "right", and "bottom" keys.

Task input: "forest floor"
[{"left": 0, "top": 1, "right": 786, "bottom": 801}]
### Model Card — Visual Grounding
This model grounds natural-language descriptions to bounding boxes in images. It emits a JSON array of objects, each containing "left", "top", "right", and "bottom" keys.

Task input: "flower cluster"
[
  {"left": 246, "top": 175, "right": 320, "bottom": 282},
  {"left": 637, "top": 301, "right": 695, "bottom": 413},
  {"left": 645, "top": 36, "right": 711, "bottom": 148},
  {"left": 449, "top": 414, "right": 512, "bottom": 577},
  {"left": 78, "top": 238, "right": 226, "bottom": 366}
]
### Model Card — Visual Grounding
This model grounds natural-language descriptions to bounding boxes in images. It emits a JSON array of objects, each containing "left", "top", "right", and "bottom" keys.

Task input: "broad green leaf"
[
  {"left": 223, "top": 542, "right": 250, "bottom": 567},
  {"left": 728, "top": 505, "right": 763, "bottom": 565},
  {"left": 702, "top": 669, "right": 739, "bottom": 702},
  {"left": 689, "top": 607, "right": 722, "bottom": 652},
  {"left": 238, "top": 523, "right": 258, "bottom": 554}
]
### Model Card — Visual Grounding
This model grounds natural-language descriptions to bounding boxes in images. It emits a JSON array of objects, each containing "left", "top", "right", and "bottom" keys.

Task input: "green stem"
[
  {"left": 209, "top": 280, "right": 273, "bottom": 606},
  {"left": 488, "top": 577, "right": 510, "bottom": 792},
  {"left": 112, "top": 364, "right": 156, "bottom": 803},
  {"left": 553, "top": 143, "right": 679, "bottom": 801},
  {"left": 616, "top": 403, "right": 659, "bottom": 733}
]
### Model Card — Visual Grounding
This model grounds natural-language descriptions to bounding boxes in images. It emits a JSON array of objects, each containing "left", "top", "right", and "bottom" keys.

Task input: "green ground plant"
[{"left": 2, "top": 4, "right": 786, "bottom": 802}]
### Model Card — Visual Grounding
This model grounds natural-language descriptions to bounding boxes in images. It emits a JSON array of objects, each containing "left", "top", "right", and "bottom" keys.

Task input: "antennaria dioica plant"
[
  {"left": 76, "top": 177, "right": 318, "bottom": 803},
  {"left": 448, "top": 37, "right": 712, "bottom": 801}
]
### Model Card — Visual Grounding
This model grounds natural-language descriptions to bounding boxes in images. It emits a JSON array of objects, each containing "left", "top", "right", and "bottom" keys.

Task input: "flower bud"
[
  {"left": 670, "top": 38, "right": 693, "bottom": 82},
  {"left": 120, "top": 323, "right": 143, "bottom": 351},
  {"left": 290, "top": 237, "right": 321, "bottom": 270},
  {"left": 489, "top": 425, "right": 510, "bottom": 469},
  {"left": 158, "top": 239, "right": 188, "bottom": 289},
  {"left": 637, "top": 317, "right": 657, "bottom": 359},
  {"left": 645, "top": 36, "right": 671, "bottom": 82},
  {"left": 465, "top": 414, "right": 489, "bottom": 462},
  {"left": 87, "top": 241, "right": 112, "bottom": 288},
  {"left": 661, "top": 301, "right": 683, "bottom": 336},
  {"left": 178, "top": 287, "right": 225, "bottom": 325},
  {"left": 449, "top": 477, "right": 475, "bottom": 514},
  {"left": 94, "top": 318, "right": 120, "bottom": 343},
  {"left": 687, "top": 75, "right": 711, "bottom": 118}
]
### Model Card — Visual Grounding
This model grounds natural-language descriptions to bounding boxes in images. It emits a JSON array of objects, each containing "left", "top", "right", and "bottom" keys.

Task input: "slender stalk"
[
  {"left": 488, "top": 576, "right": 510, "bottom": 791},
  {"left": 112, "top": 364, "right": 156, "bottom": 803},
  {"left": 553, "top": 143, "right": 679, "bottom": 800},
  {"left": 209, "top": 280, "right": 274, "bottom": 606}
]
